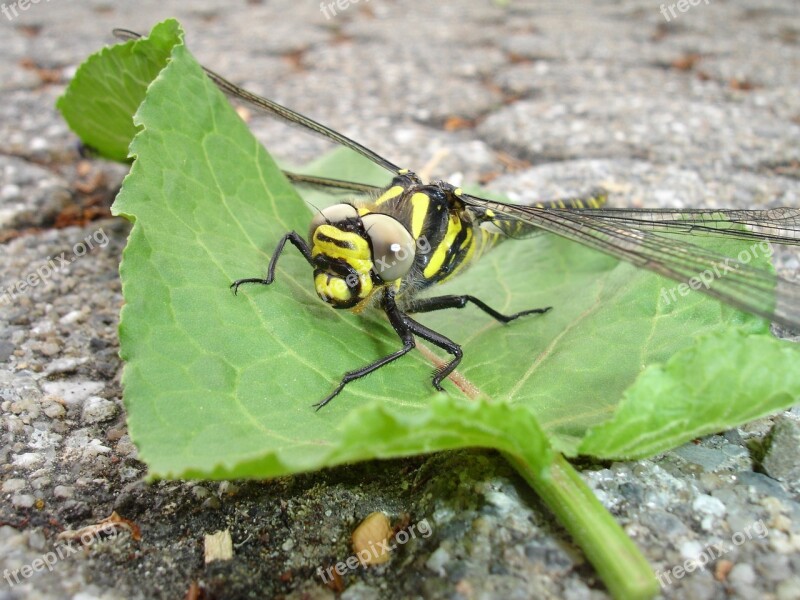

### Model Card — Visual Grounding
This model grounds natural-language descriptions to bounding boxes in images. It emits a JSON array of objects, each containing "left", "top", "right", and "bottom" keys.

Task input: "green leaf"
[
  {"left": 580, "top": 328, "right": 800, "bottom": 458},
  {"left": 56, "top": 20, "right": 182, "bottom": 161}
]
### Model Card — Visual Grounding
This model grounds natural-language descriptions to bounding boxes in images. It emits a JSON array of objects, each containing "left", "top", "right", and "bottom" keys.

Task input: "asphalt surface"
[{"left": 1, "top": 1, "right": 800, "bottom": 599}]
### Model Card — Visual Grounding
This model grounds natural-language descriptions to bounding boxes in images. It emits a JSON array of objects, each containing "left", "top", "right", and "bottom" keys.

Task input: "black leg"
[
  {"left": 313, "top": 290, "right": 464, "bottom": 409},
  {"left": 401, "top": 313, "right": 463, "bottom": 389},
  {"left": 406, "top": 294, "right": 551, "bottom": 323},
  {"left": 314, "top": 290, "right": 415, "bottom": 410},
  {"left": 231, "top": 231, "right": 314, "bottom": 294}
]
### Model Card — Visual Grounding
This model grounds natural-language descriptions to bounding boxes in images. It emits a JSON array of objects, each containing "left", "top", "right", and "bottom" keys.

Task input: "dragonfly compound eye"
[
  {"left": 308, "top": 203, "right": 360, "bottom": 244},
  {"left": 361, "top": 213, "right": 416, "bottom": 281}
]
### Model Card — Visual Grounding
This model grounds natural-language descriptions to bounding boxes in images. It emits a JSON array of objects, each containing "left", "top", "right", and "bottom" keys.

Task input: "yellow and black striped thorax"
[
  {"left": 307, "top": 173, "right": 486, "bottom": 310},
  {"left": 363, "top": 175, "right": 503, "bottom": 292},
  {"left": 307, "top": 172, "right": 606, "bottom": 311}
]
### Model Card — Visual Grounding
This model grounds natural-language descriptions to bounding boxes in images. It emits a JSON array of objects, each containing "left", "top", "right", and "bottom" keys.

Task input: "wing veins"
[{"left": 463, "top": 193, "right": 800, "bottom": 329}]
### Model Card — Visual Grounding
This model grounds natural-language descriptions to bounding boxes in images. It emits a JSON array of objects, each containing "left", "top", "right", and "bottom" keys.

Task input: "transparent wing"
[
  {"left": 563, "top": 207, "right": 800, "bottom": 244},
  {"left": 462, "top": 194, "right": 800, "bottom": 330},
  {"left": 283, "top": 171, "right": 382, "bottom": 196}
]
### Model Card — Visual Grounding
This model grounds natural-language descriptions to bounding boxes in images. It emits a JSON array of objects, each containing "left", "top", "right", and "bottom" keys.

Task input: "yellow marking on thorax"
[
  {"left": 423, "top": 213, "right": 463, "bottom": 279},
  {"left": 374, "top": 185, "right": 403, "bottom": 206},
  {"left": 440, "top": 225, "right": 475, "bottom": 282},
  {"left": 410, "top": 193, "right": 430, "bottom": 239}
]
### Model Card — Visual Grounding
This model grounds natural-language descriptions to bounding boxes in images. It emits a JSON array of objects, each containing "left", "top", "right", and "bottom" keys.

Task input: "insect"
[{"left": 114, "top": 29, "right": 800, "bottom": 409}]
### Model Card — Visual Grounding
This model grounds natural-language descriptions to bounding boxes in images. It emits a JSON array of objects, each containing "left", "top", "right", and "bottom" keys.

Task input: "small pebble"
[
  {"left": 352, "top": 512, "right": 393, "bottom": 566},
  {"left": 692, "top": 494, "right": 726, "bottom": 517},
  {"left": 204, "top": 530, "right": 233, "bottom": 563},
  {"left": 30, "top": 136, "right": 48, "bottom": 151},
  {"left": 762, "top": 417, "right": 800, "bottom": 489},
  {"left": 426, "top": 546, "right": 450, "bottom": 575},
  {"left": 218, "top": 482, "right": 239, "bottom": 496},
  {"left": 42, "top": 380, "right": 105, "bottom": 407},
  {"left": 53, "top": 485, "right": 74, "bottom": 499},
  {"left": 59, "top": 310, "right": 85, "bottom": 325},
  {"left": 192, "top": 486, "right": 210, "bottom": 499},
  {"left": 83, "top": 439, "right": 112, "bottom": 456},
  {"left": 2, "top": 478, "right": 26, "bottom": 493},
  {"left": 45, "top": 357, "right": 87, "bottom": 375},
  {"left": 40, "top": 342, "right": 61, "bottom": 357},
  {"left": 12, "top": 494, "right": 35, "bottom": 508},
  {"left": 729, "top": 563, "right": 756, "bottom": 587},
  {"left": 678, "top": 540, "right": 704, "bottom": 562},
  {"left": 82, "top": 396, "right": 117, "bottom": 423},
  {"left": 0, "top": 341, "right": 15, "bottom": 362},
  {"left": 44, "top": 402, "right": 66, "bottom": 419},
  {"left": 202, "top": 497, "right": 221, "bottom": 510},
  {"left": 12, "top": 452, "right": 44, "bottom": 468},
  {"left": 28, "top": 529, "right": 46, "bottom": 551}
]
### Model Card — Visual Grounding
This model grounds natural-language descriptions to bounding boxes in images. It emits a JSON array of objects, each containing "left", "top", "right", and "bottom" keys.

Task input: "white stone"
[
  {"left": 426, "top": 546, "right": 450, "bottom": 575},
  {"left": 59, "top": 310, "right": 85, "bottom": 325},
  {"left": 729, "top": 563, "right": 756, "bottom": 586},
  {"left": 53, "top": 485, "right": 74, "bottom": 499},
  {"left": 12, "top": 494, "right": 35, "bottom": 508},
  {"left": 1, "top": 478, "right": 26, "bottom": 493},
  {"left": 692, "top": 494, "right": 726, "bottom": 517},
  {"left": 42, "top": 381, "right": 105, "bottom": 407},
  {"left": 12, "top": 452, "right": 44, "bottom": 468},
  {"left": 82, "top": 396, "right": 117, "bottom": 423}
]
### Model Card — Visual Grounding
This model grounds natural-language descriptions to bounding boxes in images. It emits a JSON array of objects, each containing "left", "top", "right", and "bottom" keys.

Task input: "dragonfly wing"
[
  {"left": 462, "top": 193, "right": 800, "bottom": 330},
  {"left": 560, "top": 207, "right": 800, "bottom": 244}
]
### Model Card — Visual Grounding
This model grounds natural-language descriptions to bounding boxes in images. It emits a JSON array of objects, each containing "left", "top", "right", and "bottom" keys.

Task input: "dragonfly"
[{"left": 114, "top": 29, "right": 800, "bottom": 409}]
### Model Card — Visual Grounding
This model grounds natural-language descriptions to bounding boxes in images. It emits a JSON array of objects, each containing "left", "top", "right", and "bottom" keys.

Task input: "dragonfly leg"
[
  {"left": 401, "top": 314, "right": 463, "bottom": 390},
  {"left": 406, "top": 294, "right": 551, "bottom": 323},
  {"left": 313, "top": 290, "right": 464, "bottom": 409},
  {"left": 230, "top": 231, "right": 313, "bottom": 294}
]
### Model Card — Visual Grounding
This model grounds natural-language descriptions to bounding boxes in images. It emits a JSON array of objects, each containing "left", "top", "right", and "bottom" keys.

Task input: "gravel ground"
[{"left": 1, "top": 1, "right": 800, "bottom": 599}]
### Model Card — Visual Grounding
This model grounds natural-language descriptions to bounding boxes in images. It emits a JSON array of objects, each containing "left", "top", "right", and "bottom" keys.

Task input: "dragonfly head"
[{"left": 308, "top": 203, "right": 416, "bottom": 308}]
